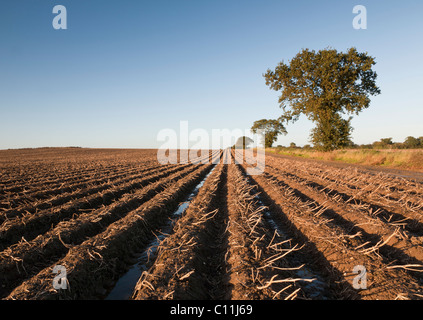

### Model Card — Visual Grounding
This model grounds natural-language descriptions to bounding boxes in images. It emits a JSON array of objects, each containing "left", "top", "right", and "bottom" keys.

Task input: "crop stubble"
[{"left": 0, "top": 148, "right": 422, "bottom": 300}]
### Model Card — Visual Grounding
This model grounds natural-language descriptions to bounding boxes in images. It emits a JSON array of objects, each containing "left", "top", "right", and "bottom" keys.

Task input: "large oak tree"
[{"left": 264, "top": 47, "right": 381, "bottom": 151}]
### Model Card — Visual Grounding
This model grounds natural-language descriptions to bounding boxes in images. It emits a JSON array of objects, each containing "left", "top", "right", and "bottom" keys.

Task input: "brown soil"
[
  {"left": 267, "top": 152, "right": 423, "bottom": 183},
  {"left": 1, "top": 148, "right": 422, "bottom": 300}
]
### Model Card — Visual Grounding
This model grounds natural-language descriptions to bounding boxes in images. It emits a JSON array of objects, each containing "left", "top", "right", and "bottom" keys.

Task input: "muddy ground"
[{"left": 0, "top": 148, "right": 422, "bottom": 300}]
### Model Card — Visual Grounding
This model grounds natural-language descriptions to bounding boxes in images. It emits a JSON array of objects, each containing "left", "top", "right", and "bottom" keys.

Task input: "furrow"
[
  {"left": 0, "top": 162, "right": 163, "bottom": 210},
  {"left": 266, "top": 155, "right": 423, "bottom": 214},
  {"left": 0, "top": 164, "right": 201, "bottom": 298},
  {"left": 262, "top": 166, "right": 423, "bottom": 287},
  {"left": 0, "top": 163, "right": 171, "bottom": 223},
  {"left": 266, "top": 161, "right": 423, "bottom": 236},
  {"left": 0, "top": 164, "right": 191, "bottom": 249},
  {"left": 5, "top": 164, "right": 213, "bottom": 300},
  {"left": 132, "top": 164, "right": 228, "bottom": 300},
  {"left": 246, "top": 164, "right": 423, "bottom": 300}
]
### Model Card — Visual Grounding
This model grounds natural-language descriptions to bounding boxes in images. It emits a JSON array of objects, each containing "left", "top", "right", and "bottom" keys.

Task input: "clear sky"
[{"left": 1, "top": 0, "right": 422, "bottom": 149}]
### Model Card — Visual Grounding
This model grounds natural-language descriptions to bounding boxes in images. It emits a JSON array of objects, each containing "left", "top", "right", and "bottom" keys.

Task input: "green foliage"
[
  {"left": 369, "top": 136, "right": 422, "bottom": 150},
  {"left": 264, "top": 47, "right": 381, "bottom": 151},
  {"left": 380, "top": 138, "right": 393, "bottom": 145},
  {"left": 403, "top": 136, "right": 421, "bottom": 149},
  {"left": 267, "top": 135, "right": 422, "bottom": 151},
  {"left": 232, "top": 136, "right": 254, "bottom": 149},
  {"left": 373, "top": 137, "right": 394, "bottom": 149},
  {"left": 309, "top": 114, "right": 354, "bottom": 151},
  {"left": 251, "top": 119, "right": 287, "bottom": 148}
]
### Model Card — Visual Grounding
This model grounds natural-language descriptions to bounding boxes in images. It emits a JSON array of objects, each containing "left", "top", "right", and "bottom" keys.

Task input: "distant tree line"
[
  {"left": 275, "top": 136, "right": 423, "bottom": 150},
  {"left": 354, "top": 136, "right": 423, "bottom": 150}
]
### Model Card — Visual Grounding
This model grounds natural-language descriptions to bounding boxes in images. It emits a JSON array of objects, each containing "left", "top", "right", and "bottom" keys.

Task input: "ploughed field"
[{"left": 1, "top": 148, "right": 423, "bottom": 300}]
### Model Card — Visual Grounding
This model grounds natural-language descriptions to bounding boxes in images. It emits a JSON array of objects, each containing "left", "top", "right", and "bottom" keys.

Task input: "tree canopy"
[
  {"left": 233, "top": 136, "right": 254, "bottom": 149},
  {"left": 403, "top": 136, "right": 421, "bottom": 149},
  {"left": 251, "top": 119, "right": 287, "bottom": 148},
  {"left": 264, "top": 47, "right": 381, "bottom": 151}
]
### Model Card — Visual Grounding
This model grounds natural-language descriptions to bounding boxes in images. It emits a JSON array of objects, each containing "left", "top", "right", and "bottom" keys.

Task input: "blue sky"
[{"left": 1, "top": 0, "right": 422, "bottom": 149}]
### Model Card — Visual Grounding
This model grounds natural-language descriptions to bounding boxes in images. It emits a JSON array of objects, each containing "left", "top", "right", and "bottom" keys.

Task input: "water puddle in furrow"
[
  {"left": 254, "top": 195, "right": 329, "bottom": 299},
  {"left": 105, "top": 165, "right": 217, "bottom": 300}
]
